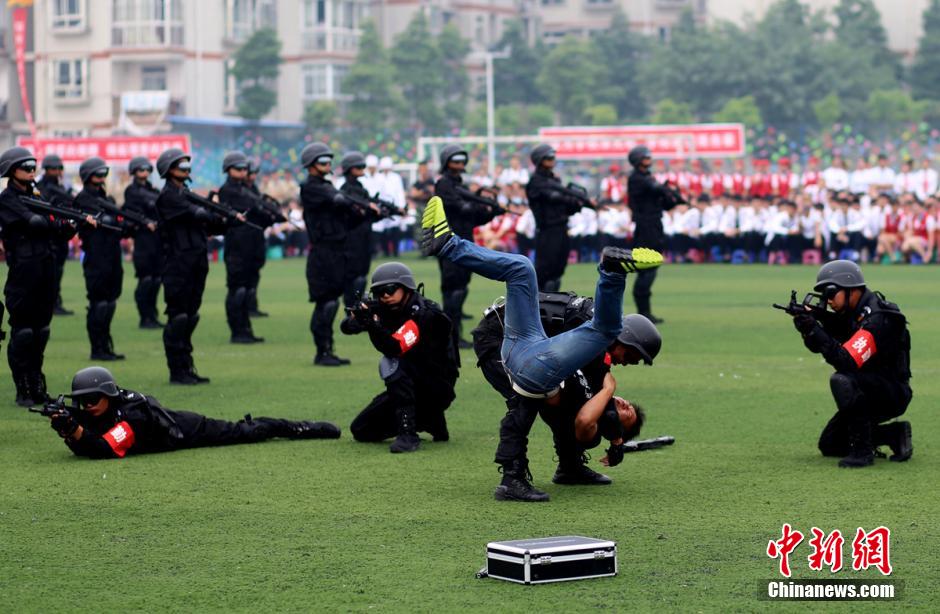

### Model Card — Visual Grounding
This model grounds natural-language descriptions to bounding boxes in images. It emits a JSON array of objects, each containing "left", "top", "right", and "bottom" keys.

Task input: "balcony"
[
  {"left": 112, "top": 23, "right": 184, "bottom": 47},
  {"left": 301, "top": 26, "right": 361, "bottom": 53}
]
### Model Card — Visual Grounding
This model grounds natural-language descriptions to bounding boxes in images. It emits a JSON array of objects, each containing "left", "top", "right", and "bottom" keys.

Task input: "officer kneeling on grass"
[
  {"left": 341, "top": 263, "right": 459, "bottom": 453},
  {"left": 791, "top": 260, "right": 913, "bottom": 468},
  {"left": 41, "top": 367, "right": 340, "bottom": 459}
]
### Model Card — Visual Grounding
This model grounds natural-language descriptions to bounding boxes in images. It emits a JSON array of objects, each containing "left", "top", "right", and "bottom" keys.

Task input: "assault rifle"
[
  {"left": 19, "top": 193, "right": 122, "bottom": 232},
  {"left": 773, "top": 290, "right": 830, "bottom": 320},
  {"left": 662, "top": 180, "right": 688, "bottom": 206},
  {"left": 87, "top": 195, "right": 157, "bottom": 228},
  {"left": 339, "top": 190, "right": 399, "bottom": 220},
  {"left": 238, "top": 186, "right": 288, "bottom": 224},
  {"left": 455, "top": 184, "right": 507, "bottom": 215},
  {"left": 556, "top": 181, "right": 600, "bottom": 211},
  {"left": 620, "top": 435, "right": 675, "bottom": 453},
  {"left": 28, "top": 394, "right": 79, "bottom": 418},
  {"left": 193, "top": 190, "right": 264, "bottom": 230}
]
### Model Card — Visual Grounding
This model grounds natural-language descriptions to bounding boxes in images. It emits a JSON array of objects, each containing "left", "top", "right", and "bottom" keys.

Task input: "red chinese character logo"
[
  {"left": 852, "top": 527, "right": 892, "bottom": 575},
  {"left": 767, "top": 523, "right": 805, "bottom": 577},
  {"left": 807, "top": 528, "right": 844, "bottom": 573}
]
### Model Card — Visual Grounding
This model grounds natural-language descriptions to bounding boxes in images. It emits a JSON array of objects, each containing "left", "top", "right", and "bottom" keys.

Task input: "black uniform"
[
  {"left": 245, "top": 180, "right": 269, "bottom": 316},
  {"left": 35, "top": 174, "right": 74, "bottom": 312},
  {"left": 302, "top": 174, "right": 355, "bottom": 360},
  {"left": 219, "top": 178, "right": 270, "bottom": 339},
  {"left": 123, "top": 178, "right": 163, "bottom": 326},
  {"left": 628, "top": 168, "right": 681, "bottom": 317},
  {"left": 75, "top": 185, "right": 132, "bottom": 357},
  {"left": 526, "top": 168, "right": 583, "bottom": 292},
  {"left": 434, "top": 171, "right": 499, "bottom": 339},
  {"left": 62, "top": 389, "right": 338, "bottom": 459},
  {"left": 155, "top": 182, "right": 227, "bottom": 379},
  {"left": 472, "top": 292, "right": 620, "bottom": 469},
  {"left": 340, "top": 176, "right": 379, "bottom": 308},
  {"left": 798, "top": 290, "right": 912, "bottom": 457},
  {"left": 341, "top": 292, "right": 459, "bottom": 441},
  {"left": 0, "top": 182, "right": 76, "bottom": 400}
]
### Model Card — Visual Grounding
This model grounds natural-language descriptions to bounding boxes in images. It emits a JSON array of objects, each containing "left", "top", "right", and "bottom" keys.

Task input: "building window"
[
  {"left": 53, "top": 58, "right": 88, "bottom": 100},
  {"left": 141, "top": 65, "right": 167, "bottom": 90},
  {"left": 302, "top": 64, "right": 327, "bottom": 100},
  {"left": 540, "top": 0, "right": 564, "bottom": 6},
  {"left": 226, "top": 0, "right": 276, "bottom": 41},
  {"left": 224, "top": 60, "right": 239, "bottom": 112},
  {"left": 52, "top": 0, "right": 86, "bottom": 31},
  {"left": 302, "top": 0, "right": 367, "bottom": 52},
  {"left": 332, "top": 64, "right": 349, "bottom": 99},
  {"left": 112, "top": 0, "right": 184, "bottom": 47}
]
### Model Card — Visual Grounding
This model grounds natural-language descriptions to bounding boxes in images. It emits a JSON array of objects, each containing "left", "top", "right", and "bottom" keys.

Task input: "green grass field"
[{"left": 1, "top": 256, "right": 937, "bottom": 612}]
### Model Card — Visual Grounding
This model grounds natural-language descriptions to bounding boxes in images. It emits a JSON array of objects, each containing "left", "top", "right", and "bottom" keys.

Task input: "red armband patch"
[
  {"left": 102, "top": 421, "right": 136, "bottom": 458},
  {"left": 843, "top": 329, "right": 876, "bottom": 368},
  {"left": 392, "top": 320, "right": 420, "bottom": 354},
  {"left": 604, "top": 352, "right": 612, "bottom": 367}
]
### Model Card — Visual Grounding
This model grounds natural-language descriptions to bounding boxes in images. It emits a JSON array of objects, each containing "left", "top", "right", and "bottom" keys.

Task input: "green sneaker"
[
  {"left": 600, "top": 246, "right": 663, "bottom": 274},
  {"left": 420, "top": 196, "right": 454, "bottom": 256}
]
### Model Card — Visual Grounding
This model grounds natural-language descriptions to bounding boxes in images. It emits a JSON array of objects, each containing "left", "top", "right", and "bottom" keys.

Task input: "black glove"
[
  {"left": 605, "top": 443, "right": 625, "bottom": 467},
  {"left": 793, "top": 313, "right": 817, "bottom": 334},
  {"left": 50, "top": 411, "right": 79, "bottom": 438}
]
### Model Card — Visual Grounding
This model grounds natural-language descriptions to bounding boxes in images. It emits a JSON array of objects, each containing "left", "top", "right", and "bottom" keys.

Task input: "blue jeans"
[{"left": 439, "top": 236, "right": 625, "bottom": 394}]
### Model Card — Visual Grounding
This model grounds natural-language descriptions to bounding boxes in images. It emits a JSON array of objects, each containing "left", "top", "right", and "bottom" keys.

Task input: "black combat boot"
[
  {"left": 552, "top": 454, "right": 612, "bottom": 485},
  {"left": 494, "top": 459, "right": 550, "bottom": 502},
  {"left": 839, "top": 422, "right": 875, "bottom": 468},
  {"left": 14, "top": 373, "right": 33, "bottom": 407},
  {"left": 875, "top": 421, "right": 913, "bottom": 462},
  {"left": 424, "top": 412, "right": 450, "bottom": 442},
  {"left": 314, "top": 343, "right": 350, "bottom": 366},
  {"left": 26, "top": 372, "right": 50, "bottom": 405},
  {"left": 284, "top": 420, "right": 341, "bottom": 439},
  {"left": 390, "top": 407, "right": 420, "bottom": 453}
]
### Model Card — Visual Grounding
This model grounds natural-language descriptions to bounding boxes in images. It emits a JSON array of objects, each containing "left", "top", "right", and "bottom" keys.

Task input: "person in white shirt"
[
  {"left": 737, "top": 196, "right": 761, "bottom": 260},
  {"left": 515, "top": 206, "right": 536, "bottom": 258},
  {"left": 717, "top": 196, "right": 739, "bottom": 261},
  {"left": 867, "top": 154, "right": 896, "bottom": 195},
  {"left": 827, "top": 193, "right": 863, "bottom": 260},
  {"left": 376, "top": 156, "right": 406, "bottom": 256},
  {"left": 697, "top": 194, "right": 724, "bottom": 260},
  {"left": 913, "top": 158, "right": 938, "bottom": 202},
  {"left": 894, "top": 159, "right": 916, "bottom": 196},
  {"left": 849, "top": 158, "right": 871, "bottom": 195},
  {"left": 764, "top": 200, "right": 800, "bottom": 264},
  {"left": 673, "top": 202, "right": 702, "bottom": 261},
  {"left": 900, "top": 198, "right": 936, "bottom": 262},
  {"left": 598, "top": 204, "right": 630, "bottom": 249},
  {"left": 498, "top": 155, "right": 529, "bottom": 188},
  {"left": 823, "top": 155, "right": 850, "bottom": 192},
  {"left": 876, "top": 194, "right": 904, "bottom": 263}
]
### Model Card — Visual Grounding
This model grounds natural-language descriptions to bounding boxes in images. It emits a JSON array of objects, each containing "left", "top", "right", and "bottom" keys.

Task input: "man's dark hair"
[{"left": 623, "top": 403, "right": 646, "bottom": 441}]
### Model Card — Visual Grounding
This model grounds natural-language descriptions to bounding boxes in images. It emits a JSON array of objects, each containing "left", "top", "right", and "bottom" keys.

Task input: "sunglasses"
[
  {"left": 315, "top": 157, "right": 333, "bottom": 165},
  {"left": 76, "top": 393, "right": 103, "bottom": 407},
  {"left": 18, "top": 162, "right": 37, "bottom": 172},
  {"left": 820, "top": 285, "right": 840, "bottom": 300},
  {"left": 373, "top": 283, "right": 401, "bottom": 297},
  {"left": 137, "top": 166, "right": 153, "bottom": 173},
  {"left": 176, "top": 162, "right": 192, "bottom": 172},
  {"left": 93, "top": 169, "right": 110, "bottom": 178},
  {"left": 231, "top": 164, "right": 248, "bottom": 171},
  {"left": 46, "top": 166, "right": 64, "bottom": 171},
  {"left": 449, "top": 155, "right": 468, "bottom": 164},
  {"left": 350, "top": 164, "right": 366, "bottom": 171}
]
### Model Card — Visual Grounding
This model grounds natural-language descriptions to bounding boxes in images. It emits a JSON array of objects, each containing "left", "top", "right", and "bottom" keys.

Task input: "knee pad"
[
  {"left": 36, "top": 326, "right": 51, "bottom": 349},
  {"left": 542, "top": 278, "right": 561, "bottom": 293},
  {"left": 10, "top": 328, "right": 35, "bottom": 349},
  {"left": 321, "top": 300, "right": 339, "bottom": 322},
  {"left": 165, "top": 314, "right": 190, "bottom": 339},
  {"left": 379, "top": 357, "right": 401, "bottom": 382},
  {"left": 830, "top": 373, "right": 862, "bottom": 413}
]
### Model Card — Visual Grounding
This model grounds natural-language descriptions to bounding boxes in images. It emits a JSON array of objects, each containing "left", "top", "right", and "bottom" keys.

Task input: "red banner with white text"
[
  {"left": 538, "top": 124, "right": 746, "bottom": 160},
  {"left": 12, "top": 6, "right": 36, "bottom": 140},
  {"left": 16, "top": 135, "right": 192, "bottom": 165}
]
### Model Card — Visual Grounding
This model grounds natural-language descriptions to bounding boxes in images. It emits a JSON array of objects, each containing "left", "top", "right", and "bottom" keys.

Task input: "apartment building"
[
  {"left": 538, "top": 0, "right": 705, "bottom": 45},
  {"left": 0, "top": 0, "right": 533, "bottom": 142}
]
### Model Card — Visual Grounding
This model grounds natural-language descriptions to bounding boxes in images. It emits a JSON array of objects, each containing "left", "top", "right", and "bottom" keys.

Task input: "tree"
[
  {"left": 832, "top": 0, "right": 900, "bottom": 79},
  {"left": 231, "top": 28, "right": 283, "bottom": 120},
  {"left": 493, "top": 21, "right": 544, "bottom": 106},
  {"left": 583, "top": 104, "right": 618, "bottom": 126},
  {"left": 813, "top": 93, "right": 843, "bottom": 127},
  {"left": 304, "top": 101, "right": 338, "bottom": 134},
  {"left": 536, "top": 37, "right": 601, "bottom": 123},
  {"left": 391, "top": 13, "right": 444, "bottom": 133},
  {"left": 713, "top": 95, "right": 762, "bottom": 128},
  {"left": 912, "top": 0, "right": 940, "bottom": 101},
  {"left": 343, "top": 20, "right": 401, "bottom": 136},
  {"left": 592, "top": 9, "right": 645, "bottom": 120},
  {"left": 437, "top": 23, "right": 471, "bottom": 127},
  {"left": 652, "top": 99, "right": 694, "bottom": 124},
  {"left": 866, "top": 89, "right": 928, "bottom": 124}
]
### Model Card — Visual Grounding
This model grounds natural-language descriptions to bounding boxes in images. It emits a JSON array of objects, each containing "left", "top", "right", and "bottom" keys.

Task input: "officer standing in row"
[
  {"left": 527, "top": 144, "right": 591, "bottom": 292},
  {"left": 155, "top": 148, "right": 230, "bottom": 384},
  {"left": 123, "top": 156, "right": 164, "bottom": 329},
  {"left": 245, "top": 158, "right": 269, "bottom": 318},
  {"left": 301, "top": 142, "right": 353, "bottom": 366},
  {"left": 35, "top": 154, "right": 75, "bottom": 316},
  {"left": 341, "top": 263, "right": 459, "bottom": 453},
  {"left": 74, "top": 157, "right": 133, "bottom": 361},
  {"left": 339, "top": 151, "right": 382, "bottom": 309},
  {"left": 434, "top": 144, "right": 500, "bottom": 348},
  {"left": 0, "top": 147, "right": 79, "bottom": 405},
  {"left": 218, "top": 151, "right": 265, "bottom": 344},
  {"left": 627, "top": 146, "right": 683, "bottom": 324},
  {"left": 791, "top": 260, "right": 913, "bottom": 468},
  {"left": 42, "top": 367, "right": 341, "bottom": 459}
]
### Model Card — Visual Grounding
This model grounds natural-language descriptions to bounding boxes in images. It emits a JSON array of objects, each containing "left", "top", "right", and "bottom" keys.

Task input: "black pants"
[
  {"left": 818, "top": 372, "right": 911, "bottom": 457},
  {"left": 632, "top": 268, "right": 657, "bottom": 316},
  {"left": 162, "top": 249, "right": 209, "bottom": 374},
  {"left": 308, "top": 244, "right": 346, "bottom": 355},
  {"left": 52, "top": 238, "right": 69, "bottom": 307},
  {"left": 133, "top": 232, "right": 163, "bottom": 323},
  {"left": 5, "top": 248, "right": 57, "bottom": 393},
  {"left": 439, "top": 258, "right": 472, "bottom": 339},
  {"left": 350, "top": 361, "right": 453, "bottom": 442},
  {"left": 172, "top": 411, "right": 283, "bottom": 449},
  {"left": 535, "top": 226, "right": 570, "bottom": 292},
  {"left": 478, "top": 353, "right": 583, "bottom": 468}
]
